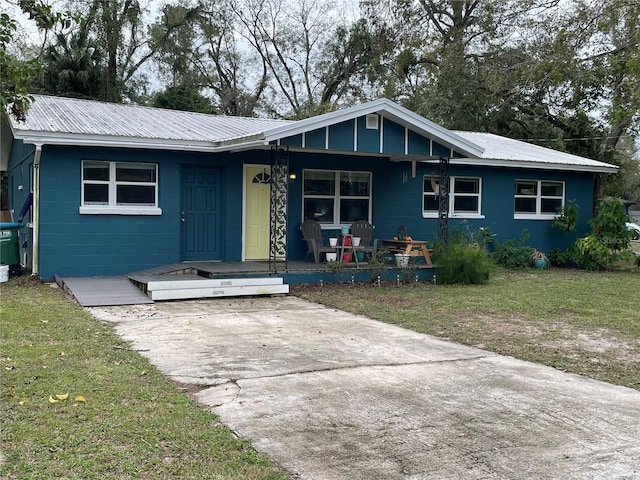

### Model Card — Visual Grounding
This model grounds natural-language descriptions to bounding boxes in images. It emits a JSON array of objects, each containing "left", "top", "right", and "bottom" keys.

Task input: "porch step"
[{"left": 142, "top": 276, "right": 289, "bottom": 301}]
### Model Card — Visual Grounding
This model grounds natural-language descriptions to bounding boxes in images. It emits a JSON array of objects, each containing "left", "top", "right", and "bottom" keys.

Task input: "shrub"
[
  {"left": 551, "top": 199, "right": 579, "bottom": 233},
  {"left": 434, "top": 237, "right": 493, "bottom": 285},
  {"left": 491, "top": 230, "right": 535, "bottom": 269},
  {"left": 570, "top": 198, "right": 634, "bottom": 270}
]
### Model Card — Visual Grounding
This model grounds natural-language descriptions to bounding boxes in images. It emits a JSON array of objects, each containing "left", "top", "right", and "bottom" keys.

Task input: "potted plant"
[{"left": 531, "top": 250, "right": 549, "bottom": 269}]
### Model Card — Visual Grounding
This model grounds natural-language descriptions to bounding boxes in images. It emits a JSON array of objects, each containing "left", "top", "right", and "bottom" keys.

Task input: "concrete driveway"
[{"left": 88, "top": 296, "right": 640, "bottom": 480}]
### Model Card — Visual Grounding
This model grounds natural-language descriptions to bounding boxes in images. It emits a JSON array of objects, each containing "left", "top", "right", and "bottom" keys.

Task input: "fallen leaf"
[
  {"left": 74, "top": 396, "right": 86, "bottom": 403},
  {"left": 19, "top": 398, "right": 29, "bottom": 405},
  {"left": 48, "top": 395, "right": 58, "bottom": 403},
  {"left": 141, "top": 370, "right": 147, "bottom": 376},
  {"left": 55, "top": 393, "right": 69, "bottom": 400},
  {"left": 41, "top": 320, "right": 49, "bottom": 324}
]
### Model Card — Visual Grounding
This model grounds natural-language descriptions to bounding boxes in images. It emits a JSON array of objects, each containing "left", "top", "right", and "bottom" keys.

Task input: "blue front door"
[{"left": 181, "top": 167, "right": 223, "bottom": 261}]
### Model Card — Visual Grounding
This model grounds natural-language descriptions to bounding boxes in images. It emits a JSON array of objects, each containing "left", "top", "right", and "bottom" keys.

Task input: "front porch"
[{"left": 56, "top": 260, "right": 437, "bottom": 306}]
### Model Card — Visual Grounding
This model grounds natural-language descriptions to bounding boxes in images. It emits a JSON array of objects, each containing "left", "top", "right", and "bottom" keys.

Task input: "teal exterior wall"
[
  {"left": 7, "top": 114, "right": 598, "bottom": 279},
  {"left": 285, "top": 153, "right": 595, "bottom": 261},
  {"left": 7, "top": 142, "right": 270, "bottom": 280}
]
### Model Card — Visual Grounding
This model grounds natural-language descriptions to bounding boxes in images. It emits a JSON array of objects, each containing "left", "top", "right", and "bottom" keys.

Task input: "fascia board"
[
  {"left": 14, "top": 131, "right": 268, "bottom": 153},
  {"left": 421, "top": 157, "right": 618, "bottom": 174}
]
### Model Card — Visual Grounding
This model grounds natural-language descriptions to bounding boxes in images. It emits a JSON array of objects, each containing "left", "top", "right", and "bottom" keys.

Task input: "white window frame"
[
  {"left": 422, "top": 175, "right": 484, "bottom": 219},
  {"left": 514, "top": 179, "right": 564, "bottom": 220},
  {"left": 302, "top": 169, "right": 372, "bottom": 227},
  {"left": 80, "top": 161, "right": 162, "bottom": 215}
]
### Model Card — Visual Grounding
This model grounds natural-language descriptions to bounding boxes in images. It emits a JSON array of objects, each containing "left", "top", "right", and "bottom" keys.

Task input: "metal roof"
[
  {"left": 10, "top": 95, "right": 291, "bottom": 151},
  {"left": 453, "top": 132, "right": 617, "bottom": 173},
  {"left": 8, "top": 95, "right": 618, "bottom": 173}
]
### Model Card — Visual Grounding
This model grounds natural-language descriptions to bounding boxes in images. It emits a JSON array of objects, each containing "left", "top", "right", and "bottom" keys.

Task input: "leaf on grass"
[
  {"left": 48, "top": 395, "right": 58, "bottom": 403},
  {"left": 55, "top": 393, "right": 69, "bottom": 400},
  {"left": 41, "top": 320, "right": 49, "bottom": 324},
  {"left": 74, "top": 395, "right": 86, "bottom": 403},
  {"left": 19, "top": 398, "right": 29, "bottom": 405},
  {"left": 141, "top": 370, "right": 147, "bottom": 376}
]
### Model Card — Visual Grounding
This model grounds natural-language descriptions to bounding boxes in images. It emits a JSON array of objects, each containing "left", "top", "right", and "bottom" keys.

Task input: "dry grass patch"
[{"left": 292, "top": 268, "right": 640, "bottom": 389}]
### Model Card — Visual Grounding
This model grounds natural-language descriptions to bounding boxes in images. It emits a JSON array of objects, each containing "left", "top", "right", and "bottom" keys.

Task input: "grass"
[
  {"left": 0, "top": 278, "right": 288, "bottom": 480},
  {"left": 292, "top": 267, "right": 640, "bottom": 390},
  {"left": 1, "top": 260, "right": 639, "bottom": 478}
]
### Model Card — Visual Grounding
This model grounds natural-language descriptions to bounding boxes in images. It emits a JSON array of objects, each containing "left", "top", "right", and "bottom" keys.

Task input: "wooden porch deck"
[{"left": 57, "top": 260, "right": 436, "bottom": 307}]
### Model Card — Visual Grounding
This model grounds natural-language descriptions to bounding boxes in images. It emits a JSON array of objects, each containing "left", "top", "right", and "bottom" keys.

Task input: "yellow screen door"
[{"left": 244, "top": 165, "right": 271, "bottom": 260}]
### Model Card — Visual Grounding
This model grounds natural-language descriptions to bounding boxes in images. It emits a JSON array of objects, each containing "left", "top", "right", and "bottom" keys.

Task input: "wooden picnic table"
[{"left": 381, "top": 239, "right": 433, "bottom": 266}]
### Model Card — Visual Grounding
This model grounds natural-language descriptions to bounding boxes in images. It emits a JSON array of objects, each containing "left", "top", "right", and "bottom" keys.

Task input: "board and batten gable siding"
[
  {"left": 31, "top": 145, "right": 261, "bottom": 280},
  {"left": 274, "top": 115, "right": 465, "bottom": 157}
]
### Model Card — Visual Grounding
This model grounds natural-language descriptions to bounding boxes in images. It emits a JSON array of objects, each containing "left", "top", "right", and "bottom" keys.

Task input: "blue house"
[{"left": 4, "top": 95, "right": 616, "bottom": 281}]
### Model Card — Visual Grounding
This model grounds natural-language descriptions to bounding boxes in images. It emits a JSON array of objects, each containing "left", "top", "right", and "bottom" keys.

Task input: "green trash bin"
[{"left": 0, "top": 222, "right": 22, "bottom": 266}]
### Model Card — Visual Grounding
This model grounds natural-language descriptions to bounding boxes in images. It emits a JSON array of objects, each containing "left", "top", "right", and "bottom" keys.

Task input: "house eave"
[
  {"left": 422, "top": 157, "right": 618, "bottom": 174},
  {"left": 12, "top": 131, "right": 269, "bottom": 153}
]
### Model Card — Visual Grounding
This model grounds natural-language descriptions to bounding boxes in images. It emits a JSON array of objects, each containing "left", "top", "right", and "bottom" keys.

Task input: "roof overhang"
[
  {"left": 420, "top": 157, "right": 618, "bottom": 174},
  {"left": 11, "top": 130, "right": 270, "bottom": 153}
]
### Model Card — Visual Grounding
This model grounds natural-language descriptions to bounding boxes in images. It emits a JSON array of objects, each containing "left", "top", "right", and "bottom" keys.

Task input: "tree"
[
  {"left": 38, "top": 30, "right": 102, "bottom": 98},
  {"left": 153, "top": 84, "right": 214, "bottom": 113},
  {"left": 1, "top": 12, "right": 38, "bottom": 121},
  {"left": 234, "top": 0, "right": 382, "bottom": 118},
  {"left": 149, "top": 0, "right": 267, "bottom": 116},
  {"left": 1, "top": 1, "right": 74, "bottom": 122}
]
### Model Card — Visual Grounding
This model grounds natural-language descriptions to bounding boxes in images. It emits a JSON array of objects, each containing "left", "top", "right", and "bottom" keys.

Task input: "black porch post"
[
  {"left": 438, "top": 156, "right": 450, "bottom": 242},
  {"left": 269, "top": 146, "right": 289, "bottom": 272}
]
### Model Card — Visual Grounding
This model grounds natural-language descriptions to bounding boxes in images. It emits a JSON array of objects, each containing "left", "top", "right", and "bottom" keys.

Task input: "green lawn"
[
  {"left": 292, "top": 268, "right": 640, "bottom": 390},
  {"left": 2, "top": 266, "right": 638, "bottom": 478},
  {"left": 0, "top": 278, "right": 288, "bottom": 480}
]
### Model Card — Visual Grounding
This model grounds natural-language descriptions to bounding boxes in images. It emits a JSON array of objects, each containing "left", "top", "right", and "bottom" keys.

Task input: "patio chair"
[
  {"left": 300, "top": 219, "right": 336, "bottom": 263},
  {"left": 350, "top": 220, "right": 379, "bottom": 260}
]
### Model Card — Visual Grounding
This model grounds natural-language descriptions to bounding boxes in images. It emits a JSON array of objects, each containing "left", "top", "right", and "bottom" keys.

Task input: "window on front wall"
[
  {"left": 422, "top": 175, "right": 483, "bottom": 218},
  {"left": 514, "top": 180, "right": 564, "bottom": 219},
  {"left": 303, "top": 169, "right": 371, "bottom": 225},
  {"left": 80, "top": 161, "right": 161, "bottom": 215}
]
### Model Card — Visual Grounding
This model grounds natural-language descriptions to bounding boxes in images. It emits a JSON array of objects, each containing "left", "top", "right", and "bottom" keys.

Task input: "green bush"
[
  {"left": 571, "top": 198, "right": 634, "bottom": 270},
  {"left": 434, "top": 238, "right": 493, "bottom": 285},
  {"left": 491, "top": 230, "right": 535, "bottom": 269}
]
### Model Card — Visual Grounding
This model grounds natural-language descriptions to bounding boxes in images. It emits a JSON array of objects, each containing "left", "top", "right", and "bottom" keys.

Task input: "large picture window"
[
  {"left": 303, "top": 170, "right": 371, "bottom": 225},
  {"left": 423, "top": 175, "right": 483, "bottom": 218},
  {"left": 80, "top": 161, "right": 161, "bottom": 215},
  {"left": 514, "top": 180, "right": 564, "bottom": 219}
]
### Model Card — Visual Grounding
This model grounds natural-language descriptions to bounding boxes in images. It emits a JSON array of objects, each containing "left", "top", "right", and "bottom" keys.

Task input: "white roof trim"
[
  {"left": 421, "top": 157, "right": 617, "bottom": 173},
  {"left": 17, "top": 132, "right": 268, "bottom": 153},
  {"left": 262, "top": 98, "right": 486, "bottom": 158}
]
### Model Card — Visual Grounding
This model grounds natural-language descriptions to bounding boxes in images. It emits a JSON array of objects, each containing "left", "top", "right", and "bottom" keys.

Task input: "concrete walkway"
[{"left": 87, "top": 296, "right": 640, "bottom": 480}]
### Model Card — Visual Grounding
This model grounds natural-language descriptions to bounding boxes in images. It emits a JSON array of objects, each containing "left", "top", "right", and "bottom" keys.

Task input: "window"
[
  {"left": 422, "top": 175, "right": 483, "bottom": 218},
  {"left": 80, "top": 161, "right": 161, "bottom": 215},
  {"left": 514, "top": 180, "right": 564, "bottom": 219},
  {"left": 451, "top": 177, "right": 481, "bottom": 216},
  {"left": 303, "top": 170, "right": 371, "bottom": 225}
]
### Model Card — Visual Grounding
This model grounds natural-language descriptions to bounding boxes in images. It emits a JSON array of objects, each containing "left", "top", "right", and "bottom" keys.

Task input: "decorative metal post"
[
  {"left": 438, "top": 156, "right": 450, "bottom": 242},
  {"left": 269, "top": 146, "right": 289, "bottom": 271}
]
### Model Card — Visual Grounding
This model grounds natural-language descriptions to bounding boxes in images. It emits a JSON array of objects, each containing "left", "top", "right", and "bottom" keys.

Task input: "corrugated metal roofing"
[
  {"left": 454, "top": 131, "right": 615, "bottom": 171},
  {"left": 9, "top": 95, "right": 617, "bottom": 173},
  {"left": 15, "top": 95, "right": 291, "bottom": 144}
]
